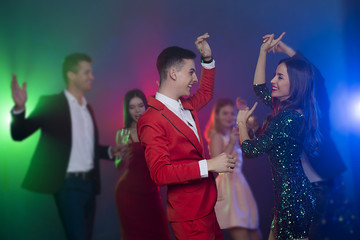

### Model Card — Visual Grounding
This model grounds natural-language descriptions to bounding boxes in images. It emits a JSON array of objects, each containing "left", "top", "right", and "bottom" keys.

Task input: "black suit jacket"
[
  {"left": 294, "top": 52, "right": 347, "bottom": 180},
  {"left": 10, "top": 92, "right": 110, "bottom": 194}
]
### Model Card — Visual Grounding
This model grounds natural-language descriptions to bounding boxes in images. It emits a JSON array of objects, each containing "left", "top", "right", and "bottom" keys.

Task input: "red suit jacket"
[{"left": 137, "top": 67, "right": 216, "bottom": 222}]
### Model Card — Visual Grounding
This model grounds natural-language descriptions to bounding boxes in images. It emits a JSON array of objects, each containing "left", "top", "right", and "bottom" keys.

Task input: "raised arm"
[
  {"left": 253, "top": 33, "right": 285, "bottom": 86},
  {"left": 10, "top": 74, "right": 39, "bottom": 141},
  {"left": 236, "top": 102, "right": 258, "bottom": 144},
  {"left": 186, "top": 33, "right": 215, "bottom": 111},
  {"left": 195, "top": 33, "right": 212, "bottom": 61},
  {"left": 273, "top": 41, "right": 296, "bottom": 57},
  {"left": 11, "top": 74, "right": 27, "bottom": 111}
]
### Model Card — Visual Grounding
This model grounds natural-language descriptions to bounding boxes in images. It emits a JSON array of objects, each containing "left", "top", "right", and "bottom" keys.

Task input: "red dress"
[{"left": 115, "top": 138, "right": 170, "bottom": 240}]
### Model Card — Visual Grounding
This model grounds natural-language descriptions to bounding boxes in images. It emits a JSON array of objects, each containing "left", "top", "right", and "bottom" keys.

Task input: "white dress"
[{"left": 214, "top": 135, "right": 259, "bottom": 229}]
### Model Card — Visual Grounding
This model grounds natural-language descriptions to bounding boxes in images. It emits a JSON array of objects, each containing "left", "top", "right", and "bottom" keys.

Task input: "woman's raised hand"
[
  {"left": 237, "top": 102, "right": 258, "bottom": 127},
  {"left": 261, "top": 32, "right": 286, "bottom": 53}
]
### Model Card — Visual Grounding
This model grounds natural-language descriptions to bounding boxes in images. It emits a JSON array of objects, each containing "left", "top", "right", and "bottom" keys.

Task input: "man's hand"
[
  {"left": 11, "top": 74, "right": 27, "bottom": 111},
  {"left": 207, "top": 152, "right": 236, "bottom": 173},
  {"left": 195, "top": 33, "right": 212, "bottom": 61},
  {"left": 111, "top": 143, "right": 132, "bottom": 160}
]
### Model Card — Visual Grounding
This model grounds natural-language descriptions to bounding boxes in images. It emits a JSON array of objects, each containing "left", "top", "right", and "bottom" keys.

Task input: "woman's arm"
[
  {"left": 236, "top": 102, "right": 258, "bottom": 144},
  {"left": 273, "top": 41, "right": 296, "bottom": 57},
  {"left": 253, "top": 33, "right": 285, "bottom": 86},
  {"left": 240, "top": 110, "right": 302, "bottom": 158},
  {"left": 253, "top": 46, "right": 267, "bottom": 86}
]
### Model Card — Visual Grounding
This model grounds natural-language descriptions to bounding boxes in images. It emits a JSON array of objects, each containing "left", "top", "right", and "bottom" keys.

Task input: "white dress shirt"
[
  {"left": 155, "top": 93, "right": 209, "bottom": 178},
  {"left": 64, "top": 90, "right": 95, "bottom": 173},
  {"left": 12, "top": 91, "right": 112, "bottom": 173},
  {"left": 155, "top": 92, "right": 200, "bottom": 141}
]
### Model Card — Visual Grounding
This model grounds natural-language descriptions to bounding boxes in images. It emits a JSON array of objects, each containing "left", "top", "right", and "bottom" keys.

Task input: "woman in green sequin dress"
[{"left": 236, "top": 33, "right": 318, "bottom": 240}]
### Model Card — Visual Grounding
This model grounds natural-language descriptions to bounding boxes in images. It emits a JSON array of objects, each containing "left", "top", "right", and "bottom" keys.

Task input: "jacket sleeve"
[
  {"left": 137, "top": 115, "right": 201, "bottom": 186},
  {"left": 10, "top": 96, "right": 46, "bottom": 141},
  {"left": 96, "top": 145, "right": 113, "bottom": 160},
  {"left": 184, "top": 67, "right": 215, "bottom": 111}
]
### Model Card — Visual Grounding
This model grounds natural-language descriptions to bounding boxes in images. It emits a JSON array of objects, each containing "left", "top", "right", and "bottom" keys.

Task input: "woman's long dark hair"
[
  {"left": 264, "top": 58, "right": 320, "bottom": 151},
  {"left": 123, "top": 89, "right": 147, "bottom": 128}
]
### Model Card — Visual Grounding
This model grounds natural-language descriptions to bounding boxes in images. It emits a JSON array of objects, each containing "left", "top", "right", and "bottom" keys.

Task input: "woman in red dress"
[{"left": 115, "top": 89, "right": 171, "bottom": 240}]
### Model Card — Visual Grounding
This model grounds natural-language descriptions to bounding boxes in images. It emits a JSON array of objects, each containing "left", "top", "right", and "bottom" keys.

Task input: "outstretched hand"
[
  {"left": 11, "top": 74, "right": 27, "bottom": 111},
  {"left": 195, "top": 33, "right": 212, "bottom": 60},
  {"left": 237, "top": 102, "right": 258, "bottom": 126},
  {"left": 261, "top": 32, "right": 286, "bottom": 53}
]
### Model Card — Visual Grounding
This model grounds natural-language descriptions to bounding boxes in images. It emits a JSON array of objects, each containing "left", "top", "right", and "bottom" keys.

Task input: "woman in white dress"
[{"left": 205, "top": 98, "right": 262, "bottom": 240}]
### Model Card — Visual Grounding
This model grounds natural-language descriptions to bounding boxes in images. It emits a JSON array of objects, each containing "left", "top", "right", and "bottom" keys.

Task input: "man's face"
[
  {"left": 69, "top": 61, "right": 94, "bottom": 93},
  {"left": 174, "top": 59, "right": 198, "bottom": 97}
]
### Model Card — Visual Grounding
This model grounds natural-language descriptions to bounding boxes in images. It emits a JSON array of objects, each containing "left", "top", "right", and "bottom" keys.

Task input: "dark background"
[{"left": 1, "top": 0, "right": 359, "bottom": 239}]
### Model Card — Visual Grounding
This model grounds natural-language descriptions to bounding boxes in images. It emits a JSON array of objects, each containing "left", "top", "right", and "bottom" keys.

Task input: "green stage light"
[{"left": 6, "top": 113, "right": 11, "bottom": 125}]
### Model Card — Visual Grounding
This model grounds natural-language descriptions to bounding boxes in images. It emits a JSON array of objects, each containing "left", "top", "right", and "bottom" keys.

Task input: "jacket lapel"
[
  {"left": 189, "top": 109, "right": 205, "bottom": 156},
  {"left": 148, "top": 96, "right": 204, "bottom": 157},
  {"left": 181, "top": 99, "right": 205, "bottom": 156}
]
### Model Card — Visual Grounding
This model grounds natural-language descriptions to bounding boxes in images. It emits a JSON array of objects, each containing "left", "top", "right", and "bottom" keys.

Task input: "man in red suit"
[{"left": 137, "top": 33, "right": 236, "bottom": 239}]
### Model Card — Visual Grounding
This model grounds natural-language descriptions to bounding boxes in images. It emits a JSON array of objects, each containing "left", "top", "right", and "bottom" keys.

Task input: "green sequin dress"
[{"left": 241, "top": 84, "right": 315, "bottom": 240}]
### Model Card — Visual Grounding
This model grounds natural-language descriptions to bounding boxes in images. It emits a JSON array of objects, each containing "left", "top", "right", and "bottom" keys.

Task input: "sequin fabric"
[{"left": 241, "top": 84, "right": 315, "bottom": 240}]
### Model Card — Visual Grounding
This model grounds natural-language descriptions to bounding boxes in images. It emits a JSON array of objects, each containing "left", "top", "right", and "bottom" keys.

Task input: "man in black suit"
[{"left": 10, "top": 53, "right": 120, "bottom": 240}]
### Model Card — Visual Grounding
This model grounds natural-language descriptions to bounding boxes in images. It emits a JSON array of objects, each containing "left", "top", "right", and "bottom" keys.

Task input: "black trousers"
[{"left": 54, "top": 177, "right": 96, "bottom": 240}]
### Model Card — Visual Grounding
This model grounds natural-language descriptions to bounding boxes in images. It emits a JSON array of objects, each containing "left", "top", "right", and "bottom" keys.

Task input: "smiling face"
[
  {"left": 216, "top": 104, "right": 235, "bottom": 130},
  {"left": 174, "top": 59, "right": 198, "bottom": 98},
  {"left": 68, "top": 61, "right": 94, "bottom": 93},
  {"left": 270, "top": 63, "right": 291, "bottom": 102},
  {"left": 128, "top": 96, "right": 146, "bottom": 123}
]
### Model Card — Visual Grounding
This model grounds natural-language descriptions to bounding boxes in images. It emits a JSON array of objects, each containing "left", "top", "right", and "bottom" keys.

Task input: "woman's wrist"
[
  {"left": 259, "top": 48, "right": 268, "bottom": 55},
  {"left": 287, "top": 48, "right": 296, "bottom": 57}
]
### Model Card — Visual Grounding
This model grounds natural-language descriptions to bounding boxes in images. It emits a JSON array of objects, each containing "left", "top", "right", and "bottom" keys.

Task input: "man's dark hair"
[
  {"left": 62, "top": 53, "right": 92, "bottom": 84},
  {"left": 156, "top": 46, "right": 196, "bottom": 83}
]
